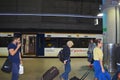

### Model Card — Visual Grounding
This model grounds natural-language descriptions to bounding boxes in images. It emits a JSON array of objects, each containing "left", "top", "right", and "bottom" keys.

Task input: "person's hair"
[
  {"left": 67, "top": 40, "right": 74, "bottom": 46},
  {"left": 13, "top": 36, "right": 20, "bottom": 41},
  {"left": 89, "top": 39, "right": 94, "bottom": 42},
  {"left": 95, "top": 39, "right": 102, "bottom": 46},
  {"left": 90, "top": 39, "right": 93, "bottom": 41}
]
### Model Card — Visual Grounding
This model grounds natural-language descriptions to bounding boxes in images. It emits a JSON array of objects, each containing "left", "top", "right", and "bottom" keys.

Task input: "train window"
[
  {"left": 45, "top": 37, "right": 59, "bottom": 48},
  {"left": 0, "top": 37, "right": 13, "bottom": 47},
  {"left": 59, "top": 38, "right": 70, "bottom": 47},
  {"left": 58, "top": 38, "right": 94, "bottom": 48},
  {"left": 45, "top": 37, "right": 95, "bottom": 48},
  {"left": 79, "top": 38, "right": 90, "bottom": 48},
  {"left": 80, "top": 38, "right": 96, "bottom": 48}
]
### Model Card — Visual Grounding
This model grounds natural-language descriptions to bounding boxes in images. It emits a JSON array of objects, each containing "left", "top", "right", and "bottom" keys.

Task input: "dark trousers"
[
  {"left": 11, "top": 63, "right": 19, "bottom": 80},
  {"left": 87, "top": 52, "right": 94, "bottom": 64},
  {"left": 61, "top": 61, "right": 71, "bottom": 80},
  {"left": 112, "top": 65, "right": 120, "bottom": 80}
]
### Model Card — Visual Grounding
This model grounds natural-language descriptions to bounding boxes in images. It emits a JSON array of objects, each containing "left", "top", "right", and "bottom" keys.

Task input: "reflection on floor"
[{"left": 0, "top": 58, "right": 108, "bottom": 80}]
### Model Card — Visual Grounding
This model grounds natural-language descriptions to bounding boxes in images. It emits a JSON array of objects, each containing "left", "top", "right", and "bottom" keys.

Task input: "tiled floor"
[{"left": 0, "top": 58, "right": 111, "bottom": 80}]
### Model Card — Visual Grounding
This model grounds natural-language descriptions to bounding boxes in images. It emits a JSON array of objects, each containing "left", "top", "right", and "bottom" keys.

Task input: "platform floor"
[{"left": 0, "top": 58, "right": 112, "bottom": 80}]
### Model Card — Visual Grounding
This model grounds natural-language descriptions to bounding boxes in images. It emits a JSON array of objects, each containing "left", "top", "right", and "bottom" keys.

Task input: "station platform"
[{"left": 0, "top": 58, "right": 113, "bottom": 80}]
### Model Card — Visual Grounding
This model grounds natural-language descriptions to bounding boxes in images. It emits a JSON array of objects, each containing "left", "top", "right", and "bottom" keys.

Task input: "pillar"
[{"left": 102, "top": 0, "right": 120, "bottom": 43}]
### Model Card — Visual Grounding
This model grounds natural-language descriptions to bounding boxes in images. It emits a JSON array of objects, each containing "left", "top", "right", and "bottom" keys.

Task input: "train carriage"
[{"left": 0, "top": 32, "right": 103, "bottom": 57}]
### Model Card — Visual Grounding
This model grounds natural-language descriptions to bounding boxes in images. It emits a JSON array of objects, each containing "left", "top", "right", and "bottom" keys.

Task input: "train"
[{"left": 0, "top": 32, "right": 103, "bottom": 57}]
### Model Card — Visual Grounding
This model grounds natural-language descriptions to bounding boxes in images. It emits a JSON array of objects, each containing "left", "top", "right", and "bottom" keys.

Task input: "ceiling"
[
  {"left": 41, "top": 0, "right": 102, "bottom": 16},
  {"left": 0, "top": 0, "right": 102, "bottom": 16},
  {"left": 0, "top": 0, "right": 103, "bottom": 33}
]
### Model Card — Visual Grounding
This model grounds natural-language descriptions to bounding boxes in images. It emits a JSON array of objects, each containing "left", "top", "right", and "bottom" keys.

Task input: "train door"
[
  {"left": 22, "top": 34, "right": 36, "bottom": 56},
  {"left": 36, "top": 34, "right": 45, "bottom": 56}
]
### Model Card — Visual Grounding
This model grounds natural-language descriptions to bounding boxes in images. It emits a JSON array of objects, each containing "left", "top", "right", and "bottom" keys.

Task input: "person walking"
[
  {"left": 112, "top": 45, "right": 120, "bottom": 80},
  {"left": 8, "top": 36, "right": 23, "bottom": 80},
  {"left": 93, "top": 39, "right": 111, "bottom": 80},
  {"left": 87, "top": 39, "right": 96, "bottom": 68},
  {"left": 60, "top": 40, "right": 74, "bottom": 80}
]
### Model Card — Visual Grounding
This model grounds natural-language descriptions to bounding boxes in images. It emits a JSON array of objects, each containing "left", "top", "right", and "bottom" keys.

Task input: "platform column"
[{"left": 102, "top": 0, "right": 120, "bottom": 43}]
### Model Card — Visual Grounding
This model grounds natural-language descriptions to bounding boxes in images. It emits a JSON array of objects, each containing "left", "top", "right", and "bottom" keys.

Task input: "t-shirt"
[
  {"left": 93, "top": 47, "right": 103, "bottom": 61},
  {"left": 8, "top": 43, "right": 20, "bottom": 64}
]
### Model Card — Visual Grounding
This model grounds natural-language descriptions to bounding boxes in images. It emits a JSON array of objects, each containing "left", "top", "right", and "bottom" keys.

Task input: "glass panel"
[
  {"left": 45, "top": 37, "right": 95, "bottom": 48},
  {"left": 45, "top": 37, "right": 59, "bottom": 48},
  {"left": 0, "top": 37, "right": 13, "bottom": 47},
  {"left": 22, "top": 34, "right": 36, "bottom": 55}
]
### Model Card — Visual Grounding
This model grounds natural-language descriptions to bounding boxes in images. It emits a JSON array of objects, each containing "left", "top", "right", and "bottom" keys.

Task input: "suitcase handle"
[{"left": 50, "top": 68, "right": 56, "bottom": 73}]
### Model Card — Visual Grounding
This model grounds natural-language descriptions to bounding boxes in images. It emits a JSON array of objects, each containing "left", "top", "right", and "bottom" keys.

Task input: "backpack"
[{"left": 58, "top": 49, "right": 65, "bottom": 63}]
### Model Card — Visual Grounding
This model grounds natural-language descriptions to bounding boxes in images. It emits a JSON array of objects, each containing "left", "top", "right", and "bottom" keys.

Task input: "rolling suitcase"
[{"left": 40, "top": 66, "right": 59, "bottom": 80}]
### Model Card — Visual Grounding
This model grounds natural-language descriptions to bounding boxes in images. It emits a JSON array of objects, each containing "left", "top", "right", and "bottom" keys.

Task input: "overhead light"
[
  {"left": 97, "top": 13, "right": 103, "bottom": 17},
  {"left": 118, "top": 2, "right": 120, "bottom": 5},
  {"left": 94, "top": 18, "right": 99, "bottom": 25}
]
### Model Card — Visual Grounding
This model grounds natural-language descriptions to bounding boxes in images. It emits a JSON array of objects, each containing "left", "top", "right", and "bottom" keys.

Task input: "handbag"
[
  {"left": 1, "top": 58, "right": 12, "bottom": 73},
  {"left": 19, "top": 64, "right": 24, "bottom": 74}
]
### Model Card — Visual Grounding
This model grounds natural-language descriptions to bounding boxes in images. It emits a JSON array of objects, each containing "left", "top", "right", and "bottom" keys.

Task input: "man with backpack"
[{"left": 59, "top": 40, "right": 74, "bottom": 80}]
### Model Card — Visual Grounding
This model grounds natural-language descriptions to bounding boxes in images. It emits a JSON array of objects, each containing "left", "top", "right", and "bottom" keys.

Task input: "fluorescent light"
[
  {"left": 97, "top": 13, "right": 103, "bottom": 17},
  {"left": 118, "top": 2, "right": 120, "bottom": 5},
  {"left": 94, "top": 19, "right": 99, "bottom": 25},
  {"left": 0, "top": 13, "right": 102, "bottom": 18}
]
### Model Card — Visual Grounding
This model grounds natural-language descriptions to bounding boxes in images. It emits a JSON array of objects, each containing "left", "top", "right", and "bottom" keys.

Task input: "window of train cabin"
[
  {"left": 45, "top": 37, "right": 59, "bottom": 48},
  {"left": 45, "top": 37, "right": 95, "bottom": 48},
  {"left": 0, "top": 37, "right": 13, "bottom": 47},
  {"left": 78, "top": 38, "right": 96, "bottom": 48},
  {"left": 58, "top": 38, "right": 90, "bottom": 48},
  {"left": 59, "top": 38, "right": 70, "bottom": 47},
  {"left": 58, "top": 38, "right": 95, "bottom": 48}
]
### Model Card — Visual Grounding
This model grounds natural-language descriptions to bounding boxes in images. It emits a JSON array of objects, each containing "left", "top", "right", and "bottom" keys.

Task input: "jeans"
[
  {"left": 11, "top": 63, "right": 19, "bottom": 80},
  {"left": 87, "top": 52, "right": 94, "bottom": 64},
  {"left": 61, "top": 61, "right": 71, "bottom": 80},
  {"left": 117, "top": 64, "right": 120, "bottom": 71}
]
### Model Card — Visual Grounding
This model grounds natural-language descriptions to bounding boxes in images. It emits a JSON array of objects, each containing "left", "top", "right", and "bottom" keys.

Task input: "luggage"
[
  {"left": 1, "top": 58, "right": 12, "bottom": 73},
  {"left": 70, "top": 76, "right": 80, "bottom": 80},
  {"left": 40, "top": 66, "right": 59, "bottom": 80}
]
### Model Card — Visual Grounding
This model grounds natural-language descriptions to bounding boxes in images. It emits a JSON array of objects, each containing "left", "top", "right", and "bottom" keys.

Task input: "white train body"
[{"left": 0, "top": 32, "right": 103, "bottom": 57}]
